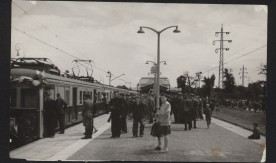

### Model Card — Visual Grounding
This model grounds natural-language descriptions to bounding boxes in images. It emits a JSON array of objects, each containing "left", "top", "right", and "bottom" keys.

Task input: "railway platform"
[{"left": 10, "top": 114, "right": 266, "bottom": 162}]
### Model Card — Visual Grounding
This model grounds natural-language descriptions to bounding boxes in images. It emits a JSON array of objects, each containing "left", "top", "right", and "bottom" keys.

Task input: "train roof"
[{"left": 10, "top": 61, "right": 137, "bottom": 94}]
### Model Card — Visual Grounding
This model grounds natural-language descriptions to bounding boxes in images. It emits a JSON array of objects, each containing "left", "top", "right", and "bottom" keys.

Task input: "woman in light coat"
[{"left": 154, "top": 95, "right": 171, "bottom": 152}]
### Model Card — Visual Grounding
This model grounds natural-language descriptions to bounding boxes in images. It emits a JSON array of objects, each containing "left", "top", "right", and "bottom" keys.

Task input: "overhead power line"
[
  {"left": 202, "top": 44, "right": 267, "bottom": 75},
  {"left": 12, "top": 1, "right": 115, "bottom": 76},
  {"left": 12, "top": 27, "right": 108, "bottom": 73}
]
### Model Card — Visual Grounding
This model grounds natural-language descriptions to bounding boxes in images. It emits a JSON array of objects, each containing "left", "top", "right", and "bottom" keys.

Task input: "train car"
[{"left": 9, "top": 58, "right": 137, "bottom": 148}]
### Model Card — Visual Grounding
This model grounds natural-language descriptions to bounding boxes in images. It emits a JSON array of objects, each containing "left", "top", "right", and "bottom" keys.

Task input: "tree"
[
  {"left": 258, "top": 64, "right": 267, "bottom": 77},
  {"left": 202, "top": 74, "right": 216, "bottom": 98},
  {"left": 184, "top": 71, "right": 197, "bottom": 96},
  {"left": 116, "top": 85, "right": 129, "bottom": 90},
  {"left": 177, "top": 75, "right": 186, "bottom": 95},
  {"left": 248, "top": 81, "right": 264, "bottom": 100},
  {"left": 223, "top": 68, "right": 236, "bottom": 93}
]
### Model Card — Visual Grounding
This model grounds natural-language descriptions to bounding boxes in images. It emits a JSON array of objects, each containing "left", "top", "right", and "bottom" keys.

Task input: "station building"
[{"left": 138, "top": 76, "right": 170, "bottom": 94}]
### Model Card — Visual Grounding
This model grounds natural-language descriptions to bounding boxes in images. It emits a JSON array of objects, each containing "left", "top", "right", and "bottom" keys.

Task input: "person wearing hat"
[
  {"left": 108, "top": 93, "right": 124, "bottom": 138},
  {"left": 44, "top": 91, "right": 57, "bottom": 138},
  {"left": 121, "top": 94, "right": 128, "bottom": 134},
  {"left": 56, "top": 93, "right": 67, "bottom": 134},
  {"left": 82, "top": 93, "right": 94, "bottom": 139},
  {"left": 132, "top": 96, "right": 146, "bottom": 137}
]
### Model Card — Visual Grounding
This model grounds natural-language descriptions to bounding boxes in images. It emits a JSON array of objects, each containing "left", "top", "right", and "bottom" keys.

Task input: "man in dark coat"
[
  {"left": 132, "top": 96, "right": 146, "bottom": 137},
  {"left": 182, "top": 96, "right": 192, "bottom": 130},
  {"left": 146, "top": 95, "right": 155, "bottom": 123},
  {"left": 44, "top": 91, "right": 57, "bottom": 138},
  {"left": 102, "top": 94, "right": 109, "bottom": 114},
  {"left": 56, "top": 93, "right": 67, "bottom": 134},
  {"left": 82, "top": 93, "right": 94, "bottom": 139},
  {"left": 108, "top": 93, "right": 123, "bottom": 138},
  {"left": 198, "top": 98, "right": 204, "bottom": 120},
  {"left": 175, "top": 95, "right": 183, "bottom": 123},
  {"left": 205, "top": 103, "right": 212, "bottom": 128},
  {"left": 121, "top": 94, "right": 128, "bottom": 134},
  {"left": 191, "top": 97, "right": 198, "bottom": 128}
]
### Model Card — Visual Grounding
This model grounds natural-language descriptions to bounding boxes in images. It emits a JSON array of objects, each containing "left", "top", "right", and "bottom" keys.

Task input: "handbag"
[{"left": 150, "top": 122, "right": 161, "bottom": 137}]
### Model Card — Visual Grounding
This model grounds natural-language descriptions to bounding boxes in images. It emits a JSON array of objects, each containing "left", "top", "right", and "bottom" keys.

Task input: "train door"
[
  {"left": 73, "top": 88, "right": 78, "bottom": 120},
  {"left": 94, "top": 89, "right": 97, "bottom": 104}
]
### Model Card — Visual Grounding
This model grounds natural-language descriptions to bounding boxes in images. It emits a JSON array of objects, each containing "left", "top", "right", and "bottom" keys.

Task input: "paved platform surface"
[
  {"left": 10, "top": 114, "right": 266, "bottom": 162},
  {"left": 68, "top": 118, "right": 265, "bottom": 162},
  {"left": 10, "top": 114, "right": 111, "bottom": 161}
]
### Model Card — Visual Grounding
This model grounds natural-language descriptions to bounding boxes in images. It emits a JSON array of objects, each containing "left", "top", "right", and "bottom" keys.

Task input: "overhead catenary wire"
[
  {"left": 12, "top": 1, "right": 118, "bottom": 77},
  {"left": 201, "top": 44, "right": 267, "bottom": 75},
  {"left": 12, "top": 27, "right": 108, "bottom": 74},
  {"left": 200, "top": 35, "right": 266, "bottom": 76}
]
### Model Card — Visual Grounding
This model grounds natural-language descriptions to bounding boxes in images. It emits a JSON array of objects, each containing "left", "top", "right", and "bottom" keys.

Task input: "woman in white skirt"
[{"left": 154, "top": 95, "right": 171, "bottom": 152}]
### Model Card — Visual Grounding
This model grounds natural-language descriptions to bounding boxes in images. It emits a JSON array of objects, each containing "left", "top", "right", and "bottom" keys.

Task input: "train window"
[
  {"left": 57, "top": 86, "right": 65, "bottom": 100},
  {"left": 21, "top": 89, "right": 38, "bottom": 108},
  {"left": 65, "top": 90, "right": 70, "bottom": 104},
  {"left": 79, "top": 91, "right": 83, "bottom": 105},
  {"left": 98, "top": 93, "right": 101, "bottom": 102},
  {"left": 89, "top": 92, "right": 92, "bottom": 100},
  {"left": 10, "top": 88, "right": 16, "bottom": 107},
  {"left": 65, "top": 87, "right": 70, "bottom": 104}
]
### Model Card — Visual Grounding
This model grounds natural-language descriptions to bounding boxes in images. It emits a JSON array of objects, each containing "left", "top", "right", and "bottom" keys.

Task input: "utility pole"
[
  {"left": 107, "top": 71, "right": 112, "bottom": 86},
  {"left": 239, "top": 65, "right": 248, "bottom": 87},
  {"left": 195, "top": 72, "right": 203, "bottom": 88},
  {"left": 213, "top": 24, "right": 232, "bottom": 89}
]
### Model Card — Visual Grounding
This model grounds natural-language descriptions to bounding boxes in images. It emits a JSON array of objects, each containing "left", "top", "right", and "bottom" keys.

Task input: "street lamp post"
[
  {"left": 146, "top": 60, "right": 167, "bottom": 98},
  {"left": 138, "top": 26, "right": 180, "bottom": 110}
]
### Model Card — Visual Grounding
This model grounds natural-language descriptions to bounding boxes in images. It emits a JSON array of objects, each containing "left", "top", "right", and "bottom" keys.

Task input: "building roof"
[{"left": 139, "top": 77, "right": 170, "bottom": 88}]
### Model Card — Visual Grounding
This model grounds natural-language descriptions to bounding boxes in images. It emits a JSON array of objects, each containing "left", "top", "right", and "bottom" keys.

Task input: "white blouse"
[{"left": 156, "top": 101, "right": 171, "bottom": 126}]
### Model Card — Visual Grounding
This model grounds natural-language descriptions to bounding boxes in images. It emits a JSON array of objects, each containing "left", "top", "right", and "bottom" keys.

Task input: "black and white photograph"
[{"left": 8, "top": 1, "right": 267, "bottom": 162}]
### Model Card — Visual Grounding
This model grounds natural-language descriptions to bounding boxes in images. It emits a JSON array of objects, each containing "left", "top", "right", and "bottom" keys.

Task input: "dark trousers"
[
  {"left": 148, "top": 112, "right": 154, "bottom": 123},
  {"left": 133, "top": 118, "right": 144, "bottom": 136},
  {"left": 198, "top": 109, "right": 204, "bottom": 119},
  {"left": 111, "top": 116, "right": 121, "bottom": 137},
  {"left": 121, "top": 115, "right": 127, "bottom": 133},
  {"left": 193, "top": 119, "right": 197, "bottom": 128},
  {"left": 173, "top": 110, "right": 178, "bottom": 123},
  {"left": 105, "top": 104, "right": 109, "bottom": 114},
  {"left": 57, "top": 114, "right": 65, "bottom": 133},
  {"left": 184, "top": 121, "right": 192, "bottom": 130},
  {"left": 206, "top": 114, "right": 211, "bottom": 126},
  {"left": 44, "top": 116, "right": 56, "bottom": 137},
  {"left": 85, "top": 118, "right": 93, "bottom": 138}
]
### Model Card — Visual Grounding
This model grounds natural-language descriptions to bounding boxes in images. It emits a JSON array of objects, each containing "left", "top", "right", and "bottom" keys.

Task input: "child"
[{"left": 248, "top": 123, "right": 261, "bottom": 139}]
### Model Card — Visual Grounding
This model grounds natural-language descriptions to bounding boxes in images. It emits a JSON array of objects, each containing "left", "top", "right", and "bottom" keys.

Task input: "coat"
[
  {"left": 56, "top": 98, "right": 67, "bottom": 115},
  {"left": 182, "top": 99, "right": 192, "bottom": 122},
  {"left": 132, "top": 102, "right": 146, "bottom": 120},
  {"left": 44, "top": 98, "right": 57, "bottom": 130},
  {"left": 146, "top": 98, "right": 155, "bottom": 114},
  {"left": 109, "top": 97, "right": 123, "bottom": 118},
  {"left": 82, "top": 99, "right": 93, "bottom": 126}
]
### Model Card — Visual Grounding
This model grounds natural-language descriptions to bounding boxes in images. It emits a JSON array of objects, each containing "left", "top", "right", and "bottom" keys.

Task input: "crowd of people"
[
  {"left": 41, "top": 91, "right": 261, "bottom": 151},
  {"left": 222, "top": 98, "right": 266, "bottom": 113}
]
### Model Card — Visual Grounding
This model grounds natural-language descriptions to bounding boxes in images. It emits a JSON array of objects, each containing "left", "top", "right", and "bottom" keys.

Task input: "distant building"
[{"left": 139, "top": 76, "right": 170, "bottom": 94}]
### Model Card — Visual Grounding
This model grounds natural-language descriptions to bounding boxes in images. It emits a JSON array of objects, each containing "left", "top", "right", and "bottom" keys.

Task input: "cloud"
[{"left": 11, "top": 2, "right": 267, "bottom": 87}]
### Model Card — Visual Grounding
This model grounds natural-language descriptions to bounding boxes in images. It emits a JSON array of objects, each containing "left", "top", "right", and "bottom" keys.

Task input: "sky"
[{"left": 11, "top": 1, "right": 267, "bottom": 88}]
